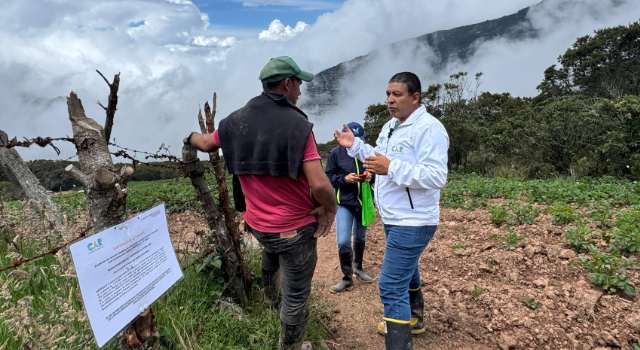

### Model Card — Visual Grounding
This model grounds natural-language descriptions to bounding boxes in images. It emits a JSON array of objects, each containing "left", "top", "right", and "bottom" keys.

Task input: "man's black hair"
[
  {"left": 262, "top": 79, "right": 284, "bottom": 91},
  {"left": 389, "top": 72, "right": 421, "bottom": 95},
  {"left": 262, "top": 74, "right": 301, "bottom": 91}
]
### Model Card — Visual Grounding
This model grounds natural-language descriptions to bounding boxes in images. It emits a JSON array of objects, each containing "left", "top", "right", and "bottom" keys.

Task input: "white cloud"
[
  {"left": 440, "top": 0, "right": 640, "bottom": 97},
  {"left": 0, "top": 0, "right": 638, "bottom": 161},
  {"left": 299, "top": 0, "right": 640, "bottom": 141},
  {"left": 192, "top": 35, "right": 237, "bottom": 47},
  {"left": 239, "top": 0, "right": 339, "bottom": 11},
  {"left": 259, "top": 20, "right": 308, "bottom": 41}
]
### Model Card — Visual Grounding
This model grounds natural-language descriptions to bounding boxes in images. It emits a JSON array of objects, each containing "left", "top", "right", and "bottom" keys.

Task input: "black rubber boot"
[
  {"left": 331, "top": 250, "right": 353, "bottom": 293},
  {"left": 353, "top": 240, "right": 365, "bottom": 271},
  {"left": 279, "top": 322, "right": 307, "bottom": 350},
  {"left": 409, "top": 288, "right": 426, "bottom": 334},
  {"left": 384, "top": 321, "right": 412, "bottom": 350},
  {"left": 339, "top": 249, "right": 353, "bottom": 278},
  {"left": 353, "top": 240, "right": 374, "bottom": 283}
]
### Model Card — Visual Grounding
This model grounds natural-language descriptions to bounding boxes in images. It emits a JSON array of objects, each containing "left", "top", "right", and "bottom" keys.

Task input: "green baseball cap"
[{"left": 259, "top": 56, "right": 314, "bottom": 83}]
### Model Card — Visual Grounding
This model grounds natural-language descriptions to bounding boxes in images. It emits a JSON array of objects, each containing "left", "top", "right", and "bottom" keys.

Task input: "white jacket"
[{"left": 347, "top": 105, "right": 449, "bottom": 226}]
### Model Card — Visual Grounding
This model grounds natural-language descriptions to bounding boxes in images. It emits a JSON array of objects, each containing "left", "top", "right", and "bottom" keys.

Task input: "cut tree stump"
[{"left": 65, "top": 85, "right": 155, "bottom": 349}]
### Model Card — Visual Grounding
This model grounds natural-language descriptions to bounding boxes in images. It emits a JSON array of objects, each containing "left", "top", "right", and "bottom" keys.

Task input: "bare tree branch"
[
  {"left": 204, "top": 102, "right": 214, "bottom": 133},
  {"left": 96, "top": 70, "right": 120, "bottom": 143},
  {"left": 0, "top": 225, "right": 92, "bottom": 273},
  {"left": 197, "top": 93, "right": 250, "bottom": 294},
  {"left": 182, "top": 143, "right": 248, "bottom": 306},
  {"left": 197, "top": 109, "right": 206, "bottom": 135},
  {"left": 65, "top": 164, "right": 91, "bottom": 188},
  {"left": 96, "top": 69, "right": 111, "bottom": 87}
]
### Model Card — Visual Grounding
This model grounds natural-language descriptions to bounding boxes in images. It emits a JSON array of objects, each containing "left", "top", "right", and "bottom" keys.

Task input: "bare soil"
[
  {"left": 312, "top": 208, "right": 640, "bottom": 350},
  {"left": 5, "top": 205, "right": 638, "bottom": 349}
]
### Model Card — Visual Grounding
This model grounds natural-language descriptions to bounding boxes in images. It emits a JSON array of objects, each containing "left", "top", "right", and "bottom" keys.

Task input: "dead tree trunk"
[
  {"left": 198, "top": 94, "right": 251, "bottom": 290},
  {"left": 182, "top": 143, "right": 249, "bottom": 306},
  {"left": 64, "top": 79, "right": 154, "bottom": 348},
  {"left": 0, "top": 129, "right": 64, "bottom": 239},
  {"left": 201, "top": 94, "right": 237, "bottom": 238}
]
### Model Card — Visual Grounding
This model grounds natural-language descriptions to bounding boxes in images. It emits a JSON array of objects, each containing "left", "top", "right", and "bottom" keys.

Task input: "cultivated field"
[{"left": 1, "top": 174, "right": 638, "bottom": 349}]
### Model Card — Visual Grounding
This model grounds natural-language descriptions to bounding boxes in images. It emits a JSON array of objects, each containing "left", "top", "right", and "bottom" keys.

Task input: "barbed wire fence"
[
  {"left": 0, "top": 71, "right": 254, "bottom": 344},
  {"left": 0, "top": 134, "right": 222, "bottom": 272}
]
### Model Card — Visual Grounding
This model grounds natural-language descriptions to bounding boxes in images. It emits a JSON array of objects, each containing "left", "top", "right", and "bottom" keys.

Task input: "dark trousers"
[{"left": 250, "top": 222, "right": 318, "bottom": 326}]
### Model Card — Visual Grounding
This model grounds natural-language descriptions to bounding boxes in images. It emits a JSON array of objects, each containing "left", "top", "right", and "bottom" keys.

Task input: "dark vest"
[{"left": 218, "top": 92, "right": 313, "bottom": 210}]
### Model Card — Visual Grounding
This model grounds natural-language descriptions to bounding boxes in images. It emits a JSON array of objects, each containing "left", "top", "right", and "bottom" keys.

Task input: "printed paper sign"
[{"left": 70, "top": 203, "right": 183, "bottom": 347}]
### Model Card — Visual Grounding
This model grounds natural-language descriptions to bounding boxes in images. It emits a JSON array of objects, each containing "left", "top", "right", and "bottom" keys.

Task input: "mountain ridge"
[{"left": 302, "top": 5, "right": 538, "bottom": 112}]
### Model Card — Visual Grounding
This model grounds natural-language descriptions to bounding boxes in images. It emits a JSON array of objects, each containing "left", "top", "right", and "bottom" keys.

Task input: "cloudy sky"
[{"left": 1, "top": 0, "right": 638, "bottom": 160}]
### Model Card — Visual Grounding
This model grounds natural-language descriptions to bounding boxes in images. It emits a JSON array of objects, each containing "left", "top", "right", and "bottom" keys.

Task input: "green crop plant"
[
  {"left": 489, "top": 205, "right": 510, "bottom": 226},
  {"left": 513, "top": 203, "right": 541, "bottom": 225},
  {"left": 451, "top": 242, "right": 466, "bottom": 250},
  {"left": 521, "top": 297, "right": 540, "bottom": 310},
  {"left": 547, "top": 202, "right": 578, "bottom": 225},
  {"left": 610, "top": 209, "right": 640, "bottom": 254},
  {"left": 502, "top": 229, "right": 524, "bottom": 250},
  {"left": 471, "top": 285, "right": 488, "bottom": 298},
  {"left": 589, "top": 202, "right": 613, "bottom": 229},
  {"left": 580, "top": 248, "right": 638, "bottom": 297},
  {"left": 564, "top": 222, "right": 593, "bottom": 253}
]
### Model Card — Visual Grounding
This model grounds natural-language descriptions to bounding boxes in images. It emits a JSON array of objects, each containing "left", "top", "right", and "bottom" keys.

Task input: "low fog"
[{"left": 0, "top": 0, "right": 638, "bottom": 159}]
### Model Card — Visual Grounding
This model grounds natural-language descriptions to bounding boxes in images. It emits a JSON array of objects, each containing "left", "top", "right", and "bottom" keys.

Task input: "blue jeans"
[
  {"left": 379, "top": 224, "right": 437, "bottom": 321},
  {"left": 335, "top": 205, "right": 366, "bottom": 253}
]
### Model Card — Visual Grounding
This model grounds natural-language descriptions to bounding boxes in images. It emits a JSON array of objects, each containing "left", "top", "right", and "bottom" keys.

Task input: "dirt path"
[{"left": 311, "top": 208, "right": 640, "bottom": 350}]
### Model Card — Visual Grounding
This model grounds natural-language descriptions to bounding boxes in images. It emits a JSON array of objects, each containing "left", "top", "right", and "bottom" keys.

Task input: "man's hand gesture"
[
  {"left": 334, "top": 124, "right": 355, "bottom": 148},
  {"left": 365, "top": 153, "right": 390, "bottom": 175}
]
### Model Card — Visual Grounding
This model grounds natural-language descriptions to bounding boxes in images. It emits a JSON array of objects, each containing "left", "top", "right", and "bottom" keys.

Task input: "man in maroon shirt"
[{"left": 186, "top": 56, "right": 336, "bottom": 350}]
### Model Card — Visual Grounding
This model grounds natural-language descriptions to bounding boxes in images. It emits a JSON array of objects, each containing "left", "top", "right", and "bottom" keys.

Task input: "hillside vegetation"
[{"left": 356, "top": 22, "right": 640, "bottom": 180}]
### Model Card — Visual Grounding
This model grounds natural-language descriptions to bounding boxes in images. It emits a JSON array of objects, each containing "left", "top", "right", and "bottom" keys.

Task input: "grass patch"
[{"left": 0, "top": 239, "right": 330, "bottom": 349}]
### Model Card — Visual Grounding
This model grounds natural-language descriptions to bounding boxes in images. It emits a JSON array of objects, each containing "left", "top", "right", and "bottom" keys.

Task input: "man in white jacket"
[{"left": 334, "top": 72, "right": 449, "bottom": 350}]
